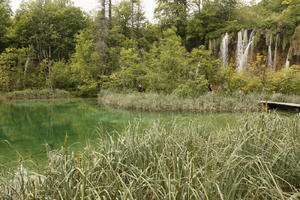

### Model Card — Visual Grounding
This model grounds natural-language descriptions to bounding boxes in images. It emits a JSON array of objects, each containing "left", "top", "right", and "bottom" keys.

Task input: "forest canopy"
[{"left": 0, "top": 0, "right": 299, "bottom": 96}]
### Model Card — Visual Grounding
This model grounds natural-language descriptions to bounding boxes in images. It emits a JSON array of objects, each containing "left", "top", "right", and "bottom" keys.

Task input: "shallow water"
[{"left": 0, "top": 99, "right": 241, "bottom": 170}]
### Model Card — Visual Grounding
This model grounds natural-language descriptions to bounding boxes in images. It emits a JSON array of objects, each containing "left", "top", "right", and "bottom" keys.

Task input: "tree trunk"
[
  {"left": 108, "top": 0, "right": 112, "bottom": 26},
  {"left": 96, "top": 0, "right": 108, "bottom": 58}
]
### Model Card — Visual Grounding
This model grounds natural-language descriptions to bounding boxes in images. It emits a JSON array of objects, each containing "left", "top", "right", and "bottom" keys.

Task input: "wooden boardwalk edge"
[{"left": 259, "top": 101, "right": 300, "bottom": 111}]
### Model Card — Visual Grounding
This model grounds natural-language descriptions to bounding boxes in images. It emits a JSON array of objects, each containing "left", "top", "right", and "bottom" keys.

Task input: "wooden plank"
[{"left": 259, "top": 101, "right": 300, "bottom": 112}]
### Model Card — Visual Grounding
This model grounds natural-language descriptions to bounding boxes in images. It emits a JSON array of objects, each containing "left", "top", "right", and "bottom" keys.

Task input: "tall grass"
[
  {"left": 1, "top": 89, "right": 72, "bottom": 101},
  {"left": 98, "top": 90, "right": 300, "bottom": 113},
  {"left": 1, "top": 112, "right": 300, "bottom": 199}
]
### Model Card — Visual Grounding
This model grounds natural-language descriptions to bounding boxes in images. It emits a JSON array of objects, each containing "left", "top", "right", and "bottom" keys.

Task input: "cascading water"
[
  {"left": 285, "top": 59, "right": 290, "bottom": 68},
  {"left": 267, "top": 45, "right": 273, "bottom": 69},
  {"left": 220, "top": 33, "right": 229, "bottom": 66},
  {"left": 285, "top": 47, "right": 291, "bottom": 68},
  {"left": 236, "top": 30, "right": 255, "bottom": 71},
  {"left": 267, "top": 37, "right": 273, "bottom": 70},
  {"left": 242, "top": 30, "right": 248, "bottom": 52},
  {"left": 272, "top": 34, "right": 279, "bottom": 71},
  {"left": 249, "top": 30, "right": 255, "bottom": 63},
  {"left": 236, "top": 31, "right": 243, "bottom": 69}
]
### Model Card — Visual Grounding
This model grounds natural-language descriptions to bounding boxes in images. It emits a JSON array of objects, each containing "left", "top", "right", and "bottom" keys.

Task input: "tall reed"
[
  {"left": 1, "top": 112, "right": 300, "bottom": 199},
  {"left": 1, "top": 89, "right": 71, "bottom": 101},
  {"left": 99, "top": 90, "right": 300, "bottom": 113}
]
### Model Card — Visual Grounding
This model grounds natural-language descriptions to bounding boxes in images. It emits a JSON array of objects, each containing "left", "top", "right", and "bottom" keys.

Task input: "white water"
[
  {"left": 220, "top": 33, "right": 229, "bottom": 66},
  {"left": 249, "top": 30, "right": 255, "bottom": 63},
  {"left": 243, "top": 30, "right": 248, "bottom": 52},
  {"left": 285, "top": 46, "right": 291, "bottom": 68},
  {"left": 272, "top": 35, "right": 279, "bottom": 71},
  {"left": 236, "top": 30, "right": 255, "bottom": 72},
  {"left": 236, "top": 31, "right": 244, "bottom": 69},
  {"left": 268, "top": 44, "right": 273, "bottom": 69}
]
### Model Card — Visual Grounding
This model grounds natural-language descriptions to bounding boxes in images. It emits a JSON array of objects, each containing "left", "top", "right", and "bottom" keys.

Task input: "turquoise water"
[{"left": 0, "top": 99, "right": 240, "bottom": 170}]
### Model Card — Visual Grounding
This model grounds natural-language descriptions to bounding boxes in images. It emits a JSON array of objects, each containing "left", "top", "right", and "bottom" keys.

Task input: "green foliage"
[
  {"left": 266, "top": 65, "right": 300, "bottom": 95},
  {"left": 70, "top": 29, "right": 101, "bottom": 96},
  {"left": 0, "top": 0, "right": 11, "bottom": 51},
  {"left": 189, "top": 46, "right": 220, "bottom": 90},
  {"left": 145, "top": 28, "right": 188, "bottom": 92},
  {"left": 106, "top": 48, "right": 147, "bottom": 90},
  {"left": 50, "top": 61, "right": 73, "bottom": 90},
  {"left": 186, "top": 0, "right": 238, "bottom": 49},
  {"left": 11, "top": 0, "right": 88, "bottom": 60},
  {"left": 225, "top": 71, "right": 263, "bottom": 93},
  {"left": 173, "top": 77, "right": 208, "bottom": 97},
  {"left": 0, "top": 48, "right": 29, "bottom": 91},
  {"left": 0, "top": 0, "right": 299, "bottom": 97}
]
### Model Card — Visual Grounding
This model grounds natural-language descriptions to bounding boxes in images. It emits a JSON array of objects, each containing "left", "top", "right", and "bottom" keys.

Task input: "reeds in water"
[
  {"left": 98, "top": 90, "right": 300, "bottom": 113},
  {"left": 1, "top": 89, "right": 71, "bottom": 101},
  {"left": 1, "top": 112, "right": 300, "bottom": 199}
]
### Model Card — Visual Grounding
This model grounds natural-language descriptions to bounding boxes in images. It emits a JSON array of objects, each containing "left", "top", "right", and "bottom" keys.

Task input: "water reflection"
[{"left": 0, "top": 99, "right": 240, "bottom": 169}]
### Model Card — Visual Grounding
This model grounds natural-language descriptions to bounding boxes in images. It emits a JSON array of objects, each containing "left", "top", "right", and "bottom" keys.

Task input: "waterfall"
[
  {"left": 220, "top": 33, "right": 229, "bottom": 66},
  {"left": 236, "top": 31, "right": 243, "bottom": 69},
  {"left": 236, "top": 30, "right": 255, "bottom": 71},
  {"left": 285, "top": 59, "right": 290, "bottom": 68},
  {"left": 239, "top": 40, "right": 253, "bottom": 71},
  {"left": 267, "top": 44, "right": 273, "bottom": 69},
  {"left": 249, "top": 30, "right": 255, "bottom": 63},
  {"left": 242, "top": 30, "right": 248, "bottom": 51},
  {"left": 285, "top": 46, "right": 291, "bottom": 68},
  {"left": 272, "top": 34, "right": 279, "bottom": 71}
]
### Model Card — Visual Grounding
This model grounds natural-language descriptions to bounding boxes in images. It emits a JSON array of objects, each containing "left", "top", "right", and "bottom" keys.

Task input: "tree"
[
  {"left": 70, "top": 28, "right": 101, "bottom": 96},
  {"left": 189, "top": 46, "right": 220, "bottom": 91},
  {"left": 186, "top": 0, "right": 238, "bottom": 50},
  {"left": 0, "top": 0, "right": 11, "bottom": 52},
  {"left": 155, "top": 0, "right": 188, "bottom": 44},
  {"left": 0, "top": 48, "right": 31, "bottom": 91},
  {"left": 106, "top": 47, "right": 148, "bottom": 90},
  {"left": 7, "top": 0, "right": 88, "bottom": 89},
  {"left": 145, "top": 28, "right": 188, "bottom": 93},
  {"left": 95, "top": 0, "right": 109, "bottom": 59},
  {"left": 12, "top": 0, "right": 88, "bottom": 61}
]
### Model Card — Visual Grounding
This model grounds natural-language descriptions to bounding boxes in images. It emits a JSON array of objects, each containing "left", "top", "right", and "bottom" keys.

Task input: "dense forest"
[{"left": 0, "top": 0, "right": 299, "bottom": 97}]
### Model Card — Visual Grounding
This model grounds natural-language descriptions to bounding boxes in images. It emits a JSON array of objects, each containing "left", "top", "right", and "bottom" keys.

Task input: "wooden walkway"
[{"left": 259, "top": 101, "right": 300, "bottom": 112}]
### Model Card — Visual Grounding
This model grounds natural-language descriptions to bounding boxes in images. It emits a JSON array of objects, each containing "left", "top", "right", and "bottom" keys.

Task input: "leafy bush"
[
  {"left": 50, "top": 61, "right": 74, "bottom": 90},
  {"left": 266, "top": 66, "right": 300, "bottom": 95},
  {"left": 174, "top": 77, "right": 208, "bottom": 97}
]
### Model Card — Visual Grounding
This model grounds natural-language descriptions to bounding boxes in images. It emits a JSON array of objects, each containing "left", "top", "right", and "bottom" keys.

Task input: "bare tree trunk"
[
  {"left": 131, "top": 0, "right": 135, "bottom": 40},
  {"left": 108, "top": 0, "right": 112, "bottom": 25},
  {"left": 96, "top": 0, "right": 108, "bottom": 58}
]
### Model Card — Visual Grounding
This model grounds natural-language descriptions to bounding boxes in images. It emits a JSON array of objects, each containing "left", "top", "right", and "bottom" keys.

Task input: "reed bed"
[
  {"left": 1, "top": 112, "right": 300, "bottom": 199},
  {"left": 98, "top": 90, "right": 300, "bottom": 113},
  {"left": 1, "top": 89, "right": 72, "bottom": 101}
]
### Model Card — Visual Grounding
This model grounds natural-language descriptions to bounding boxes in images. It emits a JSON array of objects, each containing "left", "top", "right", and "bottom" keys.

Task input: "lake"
[{"left": 0, "top": 99, "right": 240, "bottom": 170}]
